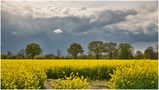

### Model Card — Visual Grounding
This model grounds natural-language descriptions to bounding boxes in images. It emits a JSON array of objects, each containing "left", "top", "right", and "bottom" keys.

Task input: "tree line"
[{"left": 1, "top": 41, "right": 158, "bottom": 59}]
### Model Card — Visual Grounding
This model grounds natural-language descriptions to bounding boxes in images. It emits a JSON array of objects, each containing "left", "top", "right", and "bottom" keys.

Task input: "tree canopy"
[
  {"left": 88, "top": 41, "right": 104, "bottom": 59},
  {"left": 25, "top": 43, "right": 42, "bottom": 59},
  {"left": 118, "top": 43, "right": 133, "bottom": 59},
  {"left": 1, "top": 41, "right": 158, "bottom": 60},
  {"left": 67, "top": 43, "right": 84, "bottom": 59}
]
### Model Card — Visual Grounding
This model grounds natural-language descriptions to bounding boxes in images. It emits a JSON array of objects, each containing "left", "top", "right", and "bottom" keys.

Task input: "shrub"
[
  {"left": 34, "top": 55, "right": 45, "bottom": 59},
  {"left": 46, "top": 66, "right": 115, "bottom": 80}
]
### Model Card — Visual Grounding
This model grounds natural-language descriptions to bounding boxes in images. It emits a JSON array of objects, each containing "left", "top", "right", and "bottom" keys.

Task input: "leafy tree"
[
  {"left": 154, "top": 52, "right": 158, "bottom": 59},
  {"left": 25, "top": 43, "right": 42, "bottom": 59},
  {"left": 88, "top": 41, "right": 104, "bottom": 59},
  {"left": 17, "top": 49, "right": 25, "bottom": 59},
  {"left": 67, "top": 43, "right": 84, "bottom": 59},
  {"left": 118, "top": 43, "right": 133, "bottom": 59},
  {"left": 135, "top": 51, "right": 143, "bottom": 59},
  {"left": 144, "top": 47, "right": 155, "bottom": 59},
  {"left": 103, "top": 42, "right": 118, "bottom": 59},
  {"left": 86, "top": 52, "right": 95, "bottom": 59}
]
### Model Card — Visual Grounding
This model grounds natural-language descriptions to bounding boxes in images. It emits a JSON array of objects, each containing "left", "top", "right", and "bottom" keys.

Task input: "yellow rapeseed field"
[{"left": 1, "top": 59, "right": 158, "bottom": 89}]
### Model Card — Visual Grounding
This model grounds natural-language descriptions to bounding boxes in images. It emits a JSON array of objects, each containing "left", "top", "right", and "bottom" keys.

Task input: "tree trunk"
[
  {"left": 96, "top": 54, "right": 99, "bottom": 59},
  {"left": 110, "top": 52, "right": 112, "bottom": 59},
  {"left": 74, "top": 54, "right": 77, "bottom": 59},
  {"left": 21, "top": 55, "right": 24, "bottom": 59},
  {"left": 32, "top": 55, "right": 34, "bottom": 59}
]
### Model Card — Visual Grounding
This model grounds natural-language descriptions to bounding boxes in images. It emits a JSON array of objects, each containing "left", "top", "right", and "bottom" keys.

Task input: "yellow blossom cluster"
[
  {"left": 109, "top": 60, "right": 158, "bottom": 89},
  {"left": 1, "top": 59, "right": 158, "bottom": 89}
]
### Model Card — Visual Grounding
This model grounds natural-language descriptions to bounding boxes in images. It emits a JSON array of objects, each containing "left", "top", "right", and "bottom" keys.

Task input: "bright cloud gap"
[{"left": 53, "top": 29, "right": 63, "bottom": 34}]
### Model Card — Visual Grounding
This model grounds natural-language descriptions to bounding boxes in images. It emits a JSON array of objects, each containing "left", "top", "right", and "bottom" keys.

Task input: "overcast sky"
[{"left": 1, "top": 1, "right": 158, "bottom": 55}]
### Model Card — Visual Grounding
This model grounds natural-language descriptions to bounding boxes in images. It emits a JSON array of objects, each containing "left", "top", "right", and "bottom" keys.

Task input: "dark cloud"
[
  {"left": 1, "top": 8, "right": 137, "bottom": 34},
  {"left": 102, "top": 24, "right": 158, "bottom": 43},
  {"left": 146, "top": 23, "right": 158, "bottom": 33},
  {"left": 63, "top": 9, "right": 137, "bottom": 33},
  {"left": 91, "top": 9, "right": 137, "bottom": 26},
  {"left": 1, "top": 7, "right": 157, "bottom": 54}
]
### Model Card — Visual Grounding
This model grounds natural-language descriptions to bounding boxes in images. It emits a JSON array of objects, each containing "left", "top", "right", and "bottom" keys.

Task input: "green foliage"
[
  {"left": 2, "top": 41, "right": 158, "bottom": 59},
  {"left": 44, "top": 53, "right": 56, "bottom": 59},
  {"left": 144, "top": 47, "right": 155, "bottom": 59},
  {"left": 1, "top": 54, "right": 9, "bottom": 59},
  {"left": 88, "top": 41, "right": 104, "bottom": 59},
  {"left": 2, "top": 51, "right": 17, "bottom": 59},
  {"left": 103, "top": 42, "right": 118, "bottom": 59},
  {"left": 34, "top": 55, "right": 45, "bottom": 59},
  {"left": 118, "top": 43, "right": 133, "bottom": 59},
  {"left": 25, "top": 43, "right": 42, "bottom": 59},
  {"left": 109, "top": 61, "right": 158, "bottom": 89},
  {"left": 46, "top": 66, "right": 114, "bottom": 80},
  {"left": 135, "top": 51, "right": 143, "bottom": 59},
  {"left": 51, "top": 73, "right": 90, "bottom": 89},
  {"left": 67, "top": 43, "right": 84, "bottom": 59}
]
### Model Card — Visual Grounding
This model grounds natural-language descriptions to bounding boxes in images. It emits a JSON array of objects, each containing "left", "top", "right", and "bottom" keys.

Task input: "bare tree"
[{"left": 56, "top": 48, "right": 62, "bottom": 59}]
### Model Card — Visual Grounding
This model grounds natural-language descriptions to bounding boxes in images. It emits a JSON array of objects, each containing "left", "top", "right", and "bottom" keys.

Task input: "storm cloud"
[{"left": 1, "top": 1, "right": 158, "bottom": 54}]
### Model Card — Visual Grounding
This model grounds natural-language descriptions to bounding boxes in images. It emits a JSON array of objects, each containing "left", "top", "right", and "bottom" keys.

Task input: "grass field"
[{"left": 1, "top": 59, "right": 158, "bottom": 89}]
